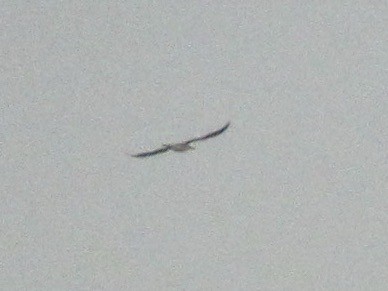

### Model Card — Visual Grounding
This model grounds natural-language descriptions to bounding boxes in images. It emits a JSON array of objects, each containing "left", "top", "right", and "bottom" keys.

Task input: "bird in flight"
[{"left": 131, "top": 122, "right": 230, "bottom": 158}]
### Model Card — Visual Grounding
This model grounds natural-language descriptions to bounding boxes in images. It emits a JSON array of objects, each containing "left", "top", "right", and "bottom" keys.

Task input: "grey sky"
[{"left": 1, "top": 1, "right": 387, "bottom": 290}]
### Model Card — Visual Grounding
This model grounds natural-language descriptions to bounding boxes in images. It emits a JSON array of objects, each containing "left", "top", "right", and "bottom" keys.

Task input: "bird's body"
[
  {"left": 165, "top": 143, "right": 195, "bottom": 152},
  {"left": 131, "top": 122, "right": 230, "bottom": 158}
]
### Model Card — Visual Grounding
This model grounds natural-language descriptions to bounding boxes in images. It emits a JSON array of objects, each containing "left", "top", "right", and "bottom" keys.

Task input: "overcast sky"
[{"left": 1, "top": 1, "right": 387, "bottom": 290}]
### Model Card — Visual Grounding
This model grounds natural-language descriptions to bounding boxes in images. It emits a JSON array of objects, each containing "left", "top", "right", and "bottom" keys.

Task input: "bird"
[{"left": 131, "top": 122, "right": 230, "bottom": 158}]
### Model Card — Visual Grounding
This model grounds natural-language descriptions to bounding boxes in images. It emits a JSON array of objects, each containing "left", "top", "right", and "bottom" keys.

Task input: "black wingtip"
[{"left": 221, "top": 121, "right": 231, "bottom": 131}]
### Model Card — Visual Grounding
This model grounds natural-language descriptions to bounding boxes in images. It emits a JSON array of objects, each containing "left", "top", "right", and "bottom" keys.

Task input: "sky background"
[{"left": 1, "top": 1, "right": 387, "bottom": 290}]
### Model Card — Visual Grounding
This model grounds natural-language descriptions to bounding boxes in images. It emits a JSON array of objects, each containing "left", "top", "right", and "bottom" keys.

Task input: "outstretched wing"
[
  {"left": 184, "top": 122, "right": 230, "bottom": 144},
  {"left": 131, "top": 146, "right": 169, "bottom": 158}
]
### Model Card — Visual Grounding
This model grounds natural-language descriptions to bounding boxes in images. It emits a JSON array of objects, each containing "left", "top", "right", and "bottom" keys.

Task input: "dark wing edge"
[
  {"left": 131, "top": 147, "right": 169, "bottom": 158},
  {"left": 184, "top": 122, "right": 230, "bottom": 144}
]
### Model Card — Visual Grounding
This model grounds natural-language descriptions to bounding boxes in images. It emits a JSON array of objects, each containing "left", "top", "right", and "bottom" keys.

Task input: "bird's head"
[{"left": 187, "top": 144, "right": 195, "bottom": 150}]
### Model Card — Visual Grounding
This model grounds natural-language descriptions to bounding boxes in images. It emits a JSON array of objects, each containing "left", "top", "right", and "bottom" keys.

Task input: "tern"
[{"left": 131, "top": 122, "right": 230, "bottom": 158}]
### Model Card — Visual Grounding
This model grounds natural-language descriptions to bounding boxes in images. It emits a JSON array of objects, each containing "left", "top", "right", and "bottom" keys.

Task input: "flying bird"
[{"left": 131, "top": 122, "right": 230, "bottom": 158}]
